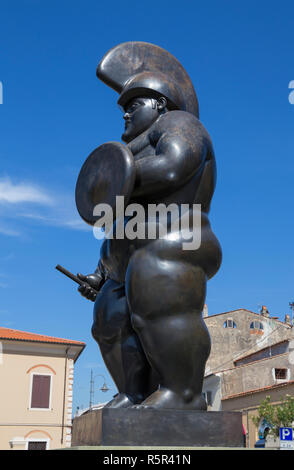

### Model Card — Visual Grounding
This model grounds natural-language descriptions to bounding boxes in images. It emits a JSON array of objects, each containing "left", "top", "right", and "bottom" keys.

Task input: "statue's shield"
[{"left": 75, "top": 142, "right": 135, "bottom": 226}]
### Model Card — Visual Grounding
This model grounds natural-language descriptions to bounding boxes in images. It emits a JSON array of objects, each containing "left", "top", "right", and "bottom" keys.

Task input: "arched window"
[
  {"left": 223, "top": 319, "right": 237, "bottom": 328},
  {"left": 250, "top": 320, "right": 264, "bottom": 334},
  {"left": 25, "top": 430, "right": 52, "bottom": 450},
  {"left": 250, "top": 321, "right": 263, "bottom": 330}
]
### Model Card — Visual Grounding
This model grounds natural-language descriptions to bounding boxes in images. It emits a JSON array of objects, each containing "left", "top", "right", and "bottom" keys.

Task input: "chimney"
[
  {"left": 285, "top": 314, "right": 292, "bottom": 325},
  {"left": 260, "top": 305, "right": 269, "bottom": 317},
  {"left": 203, "top": 304, "right": 208, "bottom": 318}
]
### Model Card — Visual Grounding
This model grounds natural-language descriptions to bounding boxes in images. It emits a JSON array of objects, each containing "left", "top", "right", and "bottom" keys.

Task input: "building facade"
[
  {"left": 0, "top": 327, "right": 85, "bottom": 450},
  {"left": 202, "top": 307, "right": 294, "bottom": 447}
]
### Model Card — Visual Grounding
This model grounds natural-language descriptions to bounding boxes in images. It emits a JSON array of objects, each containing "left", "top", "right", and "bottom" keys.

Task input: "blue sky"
[{"left": 0, "top": 0, "right": 293, "bottom": 411}]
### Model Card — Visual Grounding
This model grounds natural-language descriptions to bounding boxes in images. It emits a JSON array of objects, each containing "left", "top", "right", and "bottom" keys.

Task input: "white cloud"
[
  {"left": 0, "top": 224, "right": 20, "bottom": 237},
  {"left": 0, "top": 177, "right": 54, "bottom": 206},
  {"left": 0, "top": 176, "right": 91, "bottom": 236},
  {"left": 18, "top": 212, "right": 91, "bottom": 232}
]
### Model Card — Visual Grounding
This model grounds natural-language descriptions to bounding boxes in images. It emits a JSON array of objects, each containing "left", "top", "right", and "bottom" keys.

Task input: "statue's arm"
[{"left": 132, "top": 130, "right": 207, "bottom": 197}]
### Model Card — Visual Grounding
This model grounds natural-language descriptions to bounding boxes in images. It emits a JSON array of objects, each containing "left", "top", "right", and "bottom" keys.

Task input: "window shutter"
[{"left": 31, "top": 375, "right": 51, "bottom": 408}]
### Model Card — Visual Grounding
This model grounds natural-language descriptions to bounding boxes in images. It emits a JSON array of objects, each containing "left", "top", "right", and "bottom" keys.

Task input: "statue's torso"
[{"left": 100, "top": 111, "right": 221, "bottom": 283}]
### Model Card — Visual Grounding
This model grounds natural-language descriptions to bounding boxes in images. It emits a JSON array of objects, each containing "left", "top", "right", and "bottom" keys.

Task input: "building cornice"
[{"left": 1, "top": 338, "right": 85, "bottom": 362}]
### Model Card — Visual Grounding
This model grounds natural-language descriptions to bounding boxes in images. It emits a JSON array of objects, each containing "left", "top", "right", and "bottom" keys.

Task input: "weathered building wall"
[
  {"left": 204, "top": 309, "right": 291, "bottom": 374},
  {"left": 220, "top": 353, "right": 292, "bottom": 398},
  {"left": 235, "top": 340, "right": 288, "bottom": 366}
]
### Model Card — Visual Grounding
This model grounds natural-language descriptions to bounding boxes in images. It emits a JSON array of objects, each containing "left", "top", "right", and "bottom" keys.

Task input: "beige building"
[
  {"left": 222, "top": 380, "right": 294, "bottom": 447},
  {"left": 202, "top": 306, "right": 294, "bottom": 447},
  {"left": 0, "top": 326, "right": 85, "bottom": 450}
]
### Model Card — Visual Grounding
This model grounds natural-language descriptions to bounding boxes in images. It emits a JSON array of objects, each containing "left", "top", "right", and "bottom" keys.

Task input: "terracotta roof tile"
[{"left": 0, "top": 326, "right": 85, "bottom": 346}]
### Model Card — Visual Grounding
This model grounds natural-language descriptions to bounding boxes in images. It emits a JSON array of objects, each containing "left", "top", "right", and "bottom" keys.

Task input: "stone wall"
[{"left": 204, "top": 309, "right": 291, "bottom": 374}]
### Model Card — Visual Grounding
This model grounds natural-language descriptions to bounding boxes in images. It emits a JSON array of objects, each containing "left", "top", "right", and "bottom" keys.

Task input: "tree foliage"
[{"left": 252, "top": 395, "right": 294, "bottom": 437}]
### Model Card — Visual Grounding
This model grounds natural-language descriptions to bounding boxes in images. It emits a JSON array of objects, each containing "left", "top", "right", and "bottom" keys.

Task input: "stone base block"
[{"left": 72, "top": 408, "right": 244, "bottom": 448}]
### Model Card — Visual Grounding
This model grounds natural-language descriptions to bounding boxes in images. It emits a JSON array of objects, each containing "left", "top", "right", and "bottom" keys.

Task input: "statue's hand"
[{"left": 77, "top": 272, "right": 103, "bottom": 302}]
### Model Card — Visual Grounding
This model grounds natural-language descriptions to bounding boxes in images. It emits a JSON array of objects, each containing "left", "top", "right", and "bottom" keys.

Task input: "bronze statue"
[{"left": 75, "top": 42, "right": 222, "bottom": 410}]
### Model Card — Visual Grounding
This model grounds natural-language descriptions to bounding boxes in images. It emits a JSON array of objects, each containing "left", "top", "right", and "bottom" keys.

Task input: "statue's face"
[{"left": 122, "top": 97, "right": 159, "bottom": 143}]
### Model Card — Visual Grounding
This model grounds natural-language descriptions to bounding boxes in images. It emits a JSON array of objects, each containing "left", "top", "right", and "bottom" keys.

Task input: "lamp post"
[{"left": 89, "top": 369, "right": 110, "bottom": 409}]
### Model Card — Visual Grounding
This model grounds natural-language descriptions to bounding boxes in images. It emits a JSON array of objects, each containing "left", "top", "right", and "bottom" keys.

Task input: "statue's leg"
[
  {"left": 92, "top": 278, "right": 156, "bottom": 407},
  {"left": 125, "top": 248, "right": 211, "bottom": 410}
]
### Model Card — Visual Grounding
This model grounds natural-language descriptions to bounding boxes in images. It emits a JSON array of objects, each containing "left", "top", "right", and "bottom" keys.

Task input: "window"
[
  {"left": 274, "top": 368, "right": 288, "bottom": 380},
  {"left": 224, "top": 319, "right": 236, "bottom": 328},
  {"left": 250, "top": 320, "right": 264, "bottom": 334},
  {"left": 30, "top": 374, "right": 51, "bottom": 409},
  {"left": 27, "top": 441, "right": 47, "bottom": 450},
  {"left": 250, "top": 321, "right": 263, "bottom": 329}
]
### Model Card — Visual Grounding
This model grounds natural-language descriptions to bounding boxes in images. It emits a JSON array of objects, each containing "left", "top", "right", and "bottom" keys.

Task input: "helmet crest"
[{"left": 97, "top": 41, "right": 199, "bottom": 118}]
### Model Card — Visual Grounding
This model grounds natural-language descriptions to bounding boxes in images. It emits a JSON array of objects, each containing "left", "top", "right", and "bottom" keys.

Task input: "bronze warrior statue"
[{"left": 75, "top": 42, "right": 222, "bottom": 410}]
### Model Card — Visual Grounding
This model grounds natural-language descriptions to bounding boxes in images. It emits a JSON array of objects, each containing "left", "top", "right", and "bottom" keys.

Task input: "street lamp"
[
  {"left": 89, "top": 370, "right": 110, "bottom": 409},
  {"left": 100, "top": 380, "right": 110, "bottom": 393}
]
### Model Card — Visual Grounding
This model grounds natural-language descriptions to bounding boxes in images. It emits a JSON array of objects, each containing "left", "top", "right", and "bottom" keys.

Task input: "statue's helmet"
[
  {"left": 97, "top": 41, "right": 199, "bottom": 118},
  {"left": 117, "top": 71, "right": 185, "bottom": 111}
]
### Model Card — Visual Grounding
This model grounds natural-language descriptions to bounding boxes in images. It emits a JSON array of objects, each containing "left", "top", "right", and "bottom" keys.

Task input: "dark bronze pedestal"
[{"left": 72, "top": 408, "right": 244, "bottom": 448}]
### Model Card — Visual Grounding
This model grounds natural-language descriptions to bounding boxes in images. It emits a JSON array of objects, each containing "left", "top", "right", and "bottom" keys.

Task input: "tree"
[{"left": 252, "top": 395, "right": 294, "bottom": 438}]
